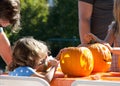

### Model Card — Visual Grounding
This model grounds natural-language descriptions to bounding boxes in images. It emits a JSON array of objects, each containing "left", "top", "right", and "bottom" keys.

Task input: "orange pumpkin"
[
  {"left": 60, "top": 47, "right": 94, "bottom": 76},
  {"left": 88, "top": 43, "right": 112, "bottom": 72}
]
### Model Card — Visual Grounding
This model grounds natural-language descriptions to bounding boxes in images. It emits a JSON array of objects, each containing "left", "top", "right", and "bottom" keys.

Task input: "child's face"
[{"left": 35, "top": 56, "right": 47, "bottom": 69}]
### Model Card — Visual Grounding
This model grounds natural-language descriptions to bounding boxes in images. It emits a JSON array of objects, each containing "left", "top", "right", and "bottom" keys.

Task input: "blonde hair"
[
  {"left": 113, "top": 0, "right": 120, "bottom": 35},
  {"left": 8, "top": 37, "right": 49, "bottom": 71}
]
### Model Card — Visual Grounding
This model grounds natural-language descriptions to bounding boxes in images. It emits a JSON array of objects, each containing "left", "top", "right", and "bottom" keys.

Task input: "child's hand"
[
  {"left": 46, "top": 56, "right": 58, "bottom": 67},
  {"left": 36, "top": 56, "right": 58, "bottom": 72}
]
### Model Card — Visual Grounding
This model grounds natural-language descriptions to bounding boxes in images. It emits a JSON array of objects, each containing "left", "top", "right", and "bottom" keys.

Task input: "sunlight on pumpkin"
[
  {"left": 88, "top": 43, "right": 112, "bottom": 72},
  {"left": 80, "top": 52, "right": 84, "bottom": 67},
  {"left": 85, "top": 50, "right": 94, "bottom": 70},
  {"left": 102, "top": 45, "right": 112, "bottom": 62},
  {"left": 107, "top": 62, "right": 111, "bottom": 65},
  {"left": 80, "top": 49, "right": 93, "bottom": 70},
  {"left": 102, "top": 47, "right": 106, "bottom": 51}
]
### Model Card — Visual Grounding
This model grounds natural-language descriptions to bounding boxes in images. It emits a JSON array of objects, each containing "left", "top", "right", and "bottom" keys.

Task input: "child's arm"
[
  {"left": 44, "top": 57, "right": 58, "bottom": 82},
  {"left": 45, "top": 65, "right": 58, "bottom": 82}
]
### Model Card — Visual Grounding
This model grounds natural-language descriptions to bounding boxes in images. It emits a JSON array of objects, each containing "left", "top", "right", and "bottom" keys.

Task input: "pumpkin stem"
[{"left": 88, "top": 39, "right": 97, "bottom": 44}]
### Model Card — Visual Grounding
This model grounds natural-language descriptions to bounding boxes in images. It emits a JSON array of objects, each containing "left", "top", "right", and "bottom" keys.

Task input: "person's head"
[
  {"left": 0, "top": 0, "right": 20, "bottom": 31},
  {"left": 8, "top": 37, "right": 49, "bottom": 71},
  {"left": 113, "top": 0, "right": 120, "bottom": 34}
]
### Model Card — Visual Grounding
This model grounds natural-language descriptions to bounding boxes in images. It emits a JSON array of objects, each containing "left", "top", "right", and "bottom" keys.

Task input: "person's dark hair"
[
  {"left": 0, "top": 0, "right": 20, "bottom": 32},
  {"left": 8, "top": 37, "right": 49, "bottom": 71}
]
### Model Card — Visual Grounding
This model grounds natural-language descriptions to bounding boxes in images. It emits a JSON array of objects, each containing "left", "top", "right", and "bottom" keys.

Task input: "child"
[
  {"left": 8, "top": 37, "right": 58, "bottom": 83},
  {"left": 84, "top": 0, "right": 120, "bottom": 72}
]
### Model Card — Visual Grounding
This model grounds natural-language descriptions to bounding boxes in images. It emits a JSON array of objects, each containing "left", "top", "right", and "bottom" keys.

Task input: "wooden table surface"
[{"left": 50, "top": 71, "right": 120, "bottom": 86}]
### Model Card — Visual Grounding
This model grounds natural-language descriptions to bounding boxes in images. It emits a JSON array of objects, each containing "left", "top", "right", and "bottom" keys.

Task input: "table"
[{"left": 50, "top": 71, "right": 120, "bottom": 86}]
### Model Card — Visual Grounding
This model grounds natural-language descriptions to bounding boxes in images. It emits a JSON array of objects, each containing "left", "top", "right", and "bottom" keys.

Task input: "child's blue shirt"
[{"left": 9, "top": 66, "right": 35, "bottom": 76}]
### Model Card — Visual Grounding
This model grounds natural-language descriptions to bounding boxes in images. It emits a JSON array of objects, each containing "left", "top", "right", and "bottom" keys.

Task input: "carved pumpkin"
[
  {"left": 88, "top": 43, "right": 112, "bottom": 72},
  {"left": 60, "top": 47, "right": 94, "bottom": 76}
]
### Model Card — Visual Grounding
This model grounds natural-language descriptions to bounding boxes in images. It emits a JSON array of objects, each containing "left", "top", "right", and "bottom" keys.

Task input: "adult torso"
[
  {"left": 80, "top": 0, "right": 114, "bottom": 40},
  {"left": 91, "top": 0, "right": 114, "bottom": 40}
]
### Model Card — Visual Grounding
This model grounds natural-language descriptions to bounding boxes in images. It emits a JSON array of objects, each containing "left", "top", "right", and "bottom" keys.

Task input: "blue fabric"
[{"left": 9, "top": 66, "right": 36, "bottom": 76}]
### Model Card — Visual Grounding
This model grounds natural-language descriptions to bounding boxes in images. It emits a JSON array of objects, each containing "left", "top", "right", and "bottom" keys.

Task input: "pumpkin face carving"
[
  {"left": 60, "top": 47, "right": 94, "bottom": 76},
  {"left": 88, "top": 43, "right": 112, "bottom": 72}
]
